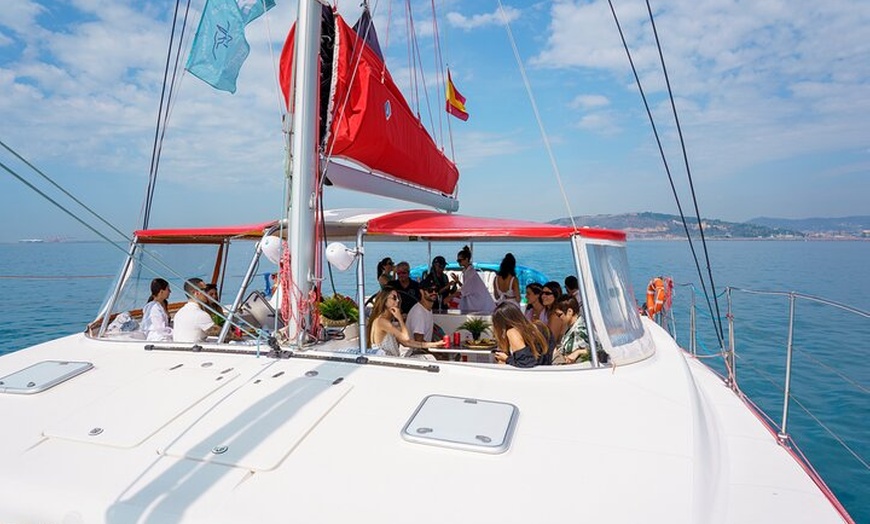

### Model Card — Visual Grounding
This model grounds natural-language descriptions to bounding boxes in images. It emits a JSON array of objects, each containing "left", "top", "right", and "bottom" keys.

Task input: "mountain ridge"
[{"left": 548, "top": 213, "right": 869, "bottom": 239}]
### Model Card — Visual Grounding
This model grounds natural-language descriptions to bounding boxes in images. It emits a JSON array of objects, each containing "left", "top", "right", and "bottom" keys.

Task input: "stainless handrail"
[{"left": 670, "top": 283, "right": 869, "bottom": 453}]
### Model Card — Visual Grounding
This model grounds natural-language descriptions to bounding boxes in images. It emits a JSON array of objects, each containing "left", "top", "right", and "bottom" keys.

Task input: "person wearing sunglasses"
[
  {"left": 524, "top": 282, "right": 547, "bottom": 323},
  {"left": 540, "top": 281, "right": 565, "bottom": 343},
  {"left": 367, "top": 289, "right": 445, "bottom": 357},
  {"left": 551, "top": 294, "right": 605, "bottom": 365},
  {"left": 386, "top": 261, "right": 420, "bottom": 316},
  {"left": 376, "top": 257, "right": 395, "bottom": 290},
  {"left": 421, "top": 255, "right": 457, "bottom": 312}
]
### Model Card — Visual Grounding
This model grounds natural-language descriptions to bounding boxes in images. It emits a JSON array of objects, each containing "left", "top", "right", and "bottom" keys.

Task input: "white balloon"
[
  {"left": 325, "top": 242, "right": 357, "bottom": 271},
  {"left": 261, "top": 235, "right": 283, "bottom": 265}
]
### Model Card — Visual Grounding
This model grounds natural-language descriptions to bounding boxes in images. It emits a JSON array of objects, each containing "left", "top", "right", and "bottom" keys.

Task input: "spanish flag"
[{"left": 445, "top": 69, "right": 469, "bottom": 121}]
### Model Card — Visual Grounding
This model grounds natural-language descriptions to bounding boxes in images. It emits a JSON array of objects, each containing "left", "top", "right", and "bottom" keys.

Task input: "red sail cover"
[{"left": 279, "top": 14, "right": 459, "bottom": 196}]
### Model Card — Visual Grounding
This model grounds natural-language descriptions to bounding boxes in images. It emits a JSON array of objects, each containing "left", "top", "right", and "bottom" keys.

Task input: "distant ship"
[{"left": 17, "top": 238, "right": 44, "bottom": 243}]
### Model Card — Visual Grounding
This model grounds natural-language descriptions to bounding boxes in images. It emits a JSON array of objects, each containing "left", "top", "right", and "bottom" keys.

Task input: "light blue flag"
[
  {"left": 186, "top": 0, "right": 266, "bottom": 93},
  {"left": 237, "top": 0, "right": 276, "bottom": 24}
]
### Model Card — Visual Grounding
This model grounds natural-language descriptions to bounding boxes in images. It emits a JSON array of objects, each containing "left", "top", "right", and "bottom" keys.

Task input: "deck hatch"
[
  {"left": 401, "top": 394, "right": 518, "bottom": 454},
  {"left": 0, "top": 360, "right": 93, "bottom": 395}
]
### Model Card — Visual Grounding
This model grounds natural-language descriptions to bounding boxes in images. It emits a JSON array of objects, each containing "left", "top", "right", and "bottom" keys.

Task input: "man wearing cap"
[{"left": 422, "top": 255, "right": 457, "bottom": 312}]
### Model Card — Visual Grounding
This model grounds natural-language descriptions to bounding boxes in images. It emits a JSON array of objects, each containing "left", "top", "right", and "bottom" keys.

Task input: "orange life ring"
[{"left": 646, "top": 276, "right": 671, "bottom": 316}]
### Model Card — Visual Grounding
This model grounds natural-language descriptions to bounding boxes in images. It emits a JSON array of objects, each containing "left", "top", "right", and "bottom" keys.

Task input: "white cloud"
[
  {"left": 447, "top": 6, "right": 521, "bottom": 31},
  {"left": 0, "top": 1, "right": 44, "bottom": 34},
  {"left": 570, "top": 94, "right": 609, "bottom": 109}
]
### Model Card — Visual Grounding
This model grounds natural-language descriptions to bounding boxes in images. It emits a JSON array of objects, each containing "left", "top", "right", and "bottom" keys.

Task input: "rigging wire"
[
  {"left": 150, "top": 0, "right": 194, "bottom": 226},
  {"left": 496, "top": 0, "right": 578, "bottom": 231},
  {"left": 0, "top": 140, "right": 130, "bottom": 242},
  {"left": 143, "top": 0, "right": 192, "bottom": 229},
  {"left": 606, "top": 0, "right": 724, "bottom": 351},
  {"left": 1, "top": 136, "right": 269, "bottom": 337},
  {"left": 643, "top": 0, "right": 725, "bottom": 344},
  {"left": 1, "top": 154, "right": 264, "bottom": 337},
  {"left": 429, "top": 0, "right": 447, "bottom": 151},
  {"left": 405, "top": 2, "right": 437, "bottom": 138}
]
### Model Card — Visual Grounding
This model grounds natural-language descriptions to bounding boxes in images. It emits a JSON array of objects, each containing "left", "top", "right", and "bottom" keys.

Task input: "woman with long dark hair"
[
  {"left": 491, "top": 303, "right": 548, "bottom": 368},
  {"left": 524, "top": 282, "right": 547, "bottom": 323},
  {"left": 367, "top": 289, "right": 445, "bottom": 357},
  {"left": 493, "top": 253, "right": 520, "bottom": 306},
  {"left": 141, "top": 278, "right": 172, "bottom": 341},
  {"left": 376, "top": 257, "right": 395, "bottom": 289},
  {"left": 541, "top": 281, "right": 565, "bottom": 342},
  {"left": 454, "top": 245, "right": 495, "bottom": 313}
]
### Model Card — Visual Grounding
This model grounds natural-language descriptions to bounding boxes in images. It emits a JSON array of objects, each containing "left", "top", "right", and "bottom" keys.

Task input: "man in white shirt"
[
  {"left": 406, "top": 284, "right": 438, "bottom": 344},
  {"left": 173, "top": 278, "right": 215, "bottom": 343}
]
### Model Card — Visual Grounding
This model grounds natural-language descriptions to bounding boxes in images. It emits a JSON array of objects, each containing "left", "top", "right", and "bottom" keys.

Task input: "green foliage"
[
  {"left": 458, "top": 316, "right": 491, "bottom": 340},
  {"left": 318, "top": 293, "right": 359, "bottom": 323}
]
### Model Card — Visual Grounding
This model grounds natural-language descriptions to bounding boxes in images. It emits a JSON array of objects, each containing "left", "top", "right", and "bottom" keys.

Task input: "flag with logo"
[
  {"left": 445, "top": 69, "right": 469, "bottom": 121},
  {"left": 186, "top": 0, "right": 275, "bottom": 93}
]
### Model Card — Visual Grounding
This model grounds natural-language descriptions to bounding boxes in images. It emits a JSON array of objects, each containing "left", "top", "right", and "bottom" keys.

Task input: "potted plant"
[
  {"left": 318, "top": 293, "right": 359, "bottom": 327},
  {"left": 457, "top": 316, "right": 491, "bottom": 343}
]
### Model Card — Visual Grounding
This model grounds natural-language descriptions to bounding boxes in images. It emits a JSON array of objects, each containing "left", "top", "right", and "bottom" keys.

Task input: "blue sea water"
[{"left": 0, "top": 239, "right": 867, "bottom": 521}]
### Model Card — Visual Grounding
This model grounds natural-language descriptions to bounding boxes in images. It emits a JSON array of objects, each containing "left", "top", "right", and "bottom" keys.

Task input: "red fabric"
[
  {"left": 279, "top": 15, "right": 459, "bottom": 196},
  {"left": 446, "top": 70, "right": 469, "bottom": 121},
  {"left": 365, "top": 210, "right": 626, "bottom": 241},
  {"left": 135, "top": 221, "right": 278, "bottom": 244}
]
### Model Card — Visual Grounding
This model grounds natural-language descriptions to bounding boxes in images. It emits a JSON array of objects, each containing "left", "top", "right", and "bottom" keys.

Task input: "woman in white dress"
[
  {"left": 141, "top": 278, "right": 173, "bottom": 341},
  {"left": 454, "top": 245, "right": 496, "bottom": 313},
  {"left": 493, "top": 253, "right": 521, "bottom": 306}
]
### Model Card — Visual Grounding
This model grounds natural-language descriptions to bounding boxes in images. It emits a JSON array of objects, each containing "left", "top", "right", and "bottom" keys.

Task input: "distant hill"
[
  {"left": 748, "top": 216, "right": 870, "bottom": 237},
  {"left": 548, "top": 212, "right": 810, "bottom": 239}
]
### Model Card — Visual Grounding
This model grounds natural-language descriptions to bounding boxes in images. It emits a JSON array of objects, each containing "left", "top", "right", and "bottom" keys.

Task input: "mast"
[{"left": 287, "top": 0, "right": 322, "bottom": 345}]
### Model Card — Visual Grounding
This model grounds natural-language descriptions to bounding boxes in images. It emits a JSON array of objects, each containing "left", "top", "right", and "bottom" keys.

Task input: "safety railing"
[{"left": 662, "top": 284, "right": 869, "bottom": 468}]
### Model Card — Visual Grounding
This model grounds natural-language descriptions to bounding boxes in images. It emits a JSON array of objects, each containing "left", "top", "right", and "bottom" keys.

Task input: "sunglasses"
[
  {"left": 397, "top": 271, "right": 409, "bottom": 275},
  {"left": 554, "top": 310, "right": 564, "bottom": 317},
  {"left": 541, "top": 290, "right": 554, "bottom": 296}
]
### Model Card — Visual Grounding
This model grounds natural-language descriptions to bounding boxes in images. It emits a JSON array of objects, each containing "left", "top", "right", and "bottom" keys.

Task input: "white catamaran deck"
[{"left": 0, "top": 318, "right": 844, "bottom": 523}]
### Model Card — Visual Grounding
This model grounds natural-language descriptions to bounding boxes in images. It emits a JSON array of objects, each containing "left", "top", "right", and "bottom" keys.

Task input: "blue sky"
[{"left": 0, "top": 0, "right": 868, "bottom": 242}]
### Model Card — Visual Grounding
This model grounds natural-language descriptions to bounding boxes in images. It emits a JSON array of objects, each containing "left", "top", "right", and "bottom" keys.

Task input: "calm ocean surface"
[{"left": 1, "top": 239, "right": 867, "bottom": 521}]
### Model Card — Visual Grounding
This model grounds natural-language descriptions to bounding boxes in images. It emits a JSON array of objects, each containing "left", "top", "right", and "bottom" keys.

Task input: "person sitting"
[
  {"left": 421, "top": 255, "right": 457, "bottom": 311},
  {"left": 454, "top": 245, "right": 496, "bottom": 313},
  {"left": 406, "top": 283, "right": 439, "bottom": 346},
  {"left": 541, "top": 281, "right": 566, "bottom": 343},
  {"left": 173, "top": 278, "right": 215, "bottom": 343},
  {"left": 524, "top": 282, "right": 547, "bottom": 323},
  {"left": 387, "top": 261, "right": 420, "bottom": 316},
  {"left": 141, "top": 278, "right": 173, "bottom": 341},
  {"left": 367, "top": 289, "right": 445, "bottom": 357},
  {"left": 491, "top": 302, "right": 549, "bottom": 368},
  {"left": 564, "top": 275, "right": 581, "bottom": 305},
  {"left": 203, "top": 283, "right": 225, "bottom": 326},
  {"left": 552, "top": 294, "right": 606, "bottom": 365},
  {"left": 493, "top": 253, "right": 521, "bottom": 306},
  {"left": 376, "top": 257, "right": 395, "bottom": 290}
]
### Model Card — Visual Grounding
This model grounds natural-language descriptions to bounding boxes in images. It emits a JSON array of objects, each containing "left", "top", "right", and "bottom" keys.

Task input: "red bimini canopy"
[
  {"left": 134, "top": 221, "right": 278, "bottom": 244},
  {"left": 363, "top": 210, "right": 625, "bottom": 241}
]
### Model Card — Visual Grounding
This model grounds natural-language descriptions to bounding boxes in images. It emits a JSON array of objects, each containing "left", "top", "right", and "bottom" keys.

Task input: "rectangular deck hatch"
[
  {"left": 0, "top": 361, "right": 93, "bottom": 394},
  {"left": 402, "top": 394, "right": 518, "bottom": 454}
]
